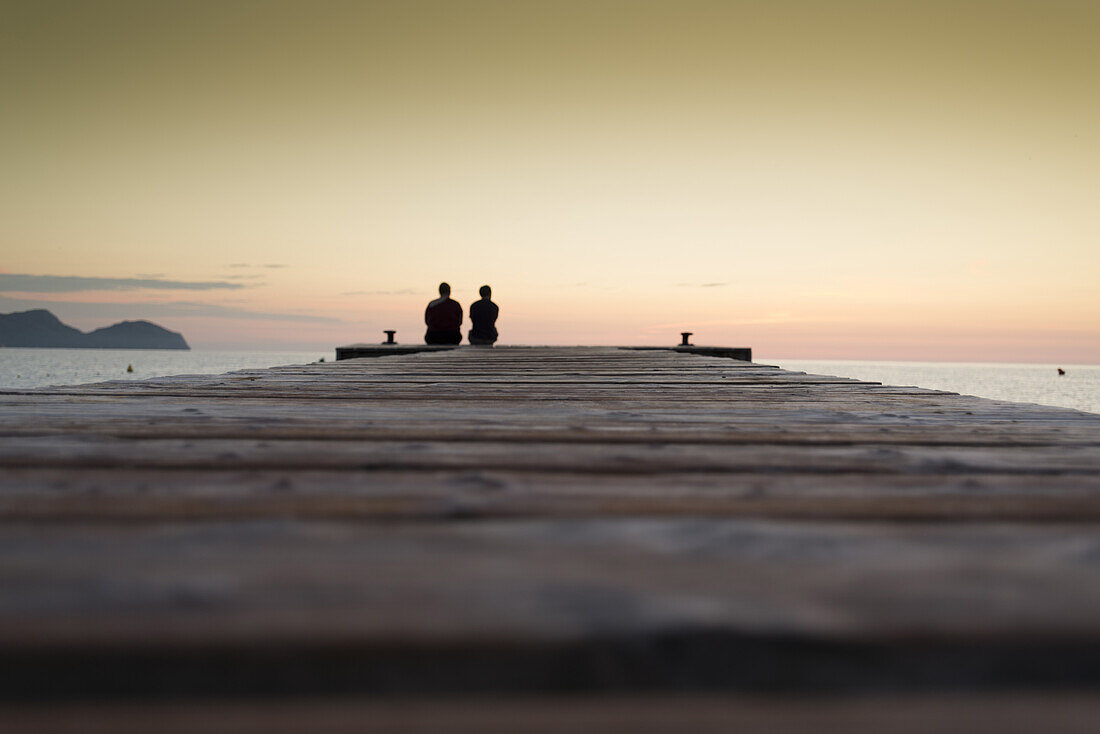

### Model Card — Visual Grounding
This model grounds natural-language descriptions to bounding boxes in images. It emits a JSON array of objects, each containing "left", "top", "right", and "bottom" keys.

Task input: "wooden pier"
[{"left": 1, "top": 346, "right": 1099, "bottom": 731}]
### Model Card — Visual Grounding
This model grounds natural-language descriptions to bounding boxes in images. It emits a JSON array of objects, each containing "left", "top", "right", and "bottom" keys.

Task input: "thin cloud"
[
  {"left": 0, "top": 274, "right": 244, "bottom": 293},
  {"left": 227, "top": 263, "right": 288, "bottom": 270},
  {"left": 0, "top": 295, "right": 343, "bottom": 323},
  {"left": 644, "top": 313, "right": 799, "bottom": 332},
  {"left": 342, "top": 288, "right": 417, "bottom": 296},
  {"left": 675, "top": 282, "right": 729, "bottom": 288}
]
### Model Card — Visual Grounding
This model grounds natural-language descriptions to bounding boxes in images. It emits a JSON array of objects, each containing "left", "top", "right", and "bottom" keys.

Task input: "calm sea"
[
  {"left": 0, "top": 349, "right": 326, "bottom": 391},
  {"left": 0, "top": 348, "right": 1096, "bottom": 415},
  {"left": 771, "top": 358, "right": 1099, "bottom": 415}
]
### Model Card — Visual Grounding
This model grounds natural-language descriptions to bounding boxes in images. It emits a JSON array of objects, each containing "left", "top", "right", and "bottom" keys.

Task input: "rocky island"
[{"left": 0, "top": 309, "right": 189, "bottom": 349}]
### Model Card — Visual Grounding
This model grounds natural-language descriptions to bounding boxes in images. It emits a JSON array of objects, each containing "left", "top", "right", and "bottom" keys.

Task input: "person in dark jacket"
[
  {"left": 468, "top": 285, "right": 499, "bottom": 346},
  {"left": 424, "top": 282, "right": 462, "bottom": 345}
]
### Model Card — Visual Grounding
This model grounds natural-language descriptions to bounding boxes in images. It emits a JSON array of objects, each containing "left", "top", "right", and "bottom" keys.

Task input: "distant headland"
[{"left": 0, "top": 309, "right": 189, "bottom": 350}]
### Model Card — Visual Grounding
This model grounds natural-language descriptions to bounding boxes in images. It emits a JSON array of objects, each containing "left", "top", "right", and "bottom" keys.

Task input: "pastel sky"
[{"left": 2, "top": 0, "right": 1097, "bottom": 361}]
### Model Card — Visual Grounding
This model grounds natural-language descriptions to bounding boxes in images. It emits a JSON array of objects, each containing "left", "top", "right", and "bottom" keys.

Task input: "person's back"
[
  {"left": 424, "top": 282, "right": 462, "bottom": 345},
  {"left": 468, "top": 285, "right": 499, "bottom": 346}
]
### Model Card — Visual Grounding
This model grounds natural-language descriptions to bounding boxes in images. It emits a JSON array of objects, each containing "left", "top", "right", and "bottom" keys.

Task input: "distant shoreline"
[{"left": 0, "top": 309, "right": 189, "bottom": 350}]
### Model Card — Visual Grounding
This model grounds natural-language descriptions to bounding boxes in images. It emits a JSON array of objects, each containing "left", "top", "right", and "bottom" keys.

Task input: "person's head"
[
  {"left": 479, "top": 285, "right": 491, "bottom": 299},
  {"left": 438, "top": 282, "right": 451, "bottom": 297}
]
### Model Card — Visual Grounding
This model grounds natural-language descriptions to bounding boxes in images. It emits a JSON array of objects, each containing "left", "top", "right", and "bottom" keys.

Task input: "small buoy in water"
[
  {"left": 126, "top": 364, "right": 133, "bottom": 373},
  {"left": 1057, "top": 368, "right": 1066, "bottom": 376}
]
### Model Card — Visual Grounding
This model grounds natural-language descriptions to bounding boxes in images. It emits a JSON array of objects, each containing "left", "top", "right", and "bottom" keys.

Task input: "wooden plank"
[
  {"left": 7, "top": 467, "right": 1100, "bottom": 501},
  {"left": 2, "top": 436, "right": 1098, "bottom": 474},
  {"left": 3, "top": 472, "right": 1100, "bottom": 522},
  {"left": 5, "top": 694, "right": 1100, "bottom": 734},
  {"left": 2, "top": 519, "right": 1100, "bottom": 697},
  {"left": 4, "top": 418, "right": 1099, "bottom": 446}
]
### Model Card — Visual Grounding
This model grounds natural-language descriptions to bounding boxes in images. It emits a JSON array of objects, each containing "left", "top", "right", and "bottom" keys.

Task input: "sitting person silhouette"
[
  {"left": 424, "top": 282, "right": 462, "bottom": 345},
  {"left": 468, "top": 284, "right": 499, "bottom": 346}
]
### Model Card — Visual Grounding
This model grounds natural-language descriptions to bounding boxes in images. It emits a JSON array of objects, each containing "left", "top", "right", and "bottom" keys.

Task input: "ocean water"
[
  {"left": 0, "top": 348, "right": 328, "bottom": 390},
  {"left": 0, "top": 348, "right": 1096, "bottom": 415},
  {"left": 771, "top": 359, "right": 1100, "bottom": 415}
]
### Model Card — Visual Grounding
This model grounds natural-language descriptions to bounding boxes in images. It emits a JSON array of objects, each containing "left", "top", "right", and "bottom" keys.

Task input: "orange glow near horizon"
[{"left": 2, "top": 1, "right": 1098, "bottom": 362}]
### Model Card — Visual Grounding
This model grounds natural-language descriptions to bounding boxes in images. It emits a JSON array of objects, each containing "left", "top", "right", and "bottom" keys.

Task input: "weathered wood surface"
[
  {"left": 1, "top": 346, "right": 1099, "bottom": 729},
  {"left": 5, "top": 695, "right": 1100, "bottom": 734}
]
